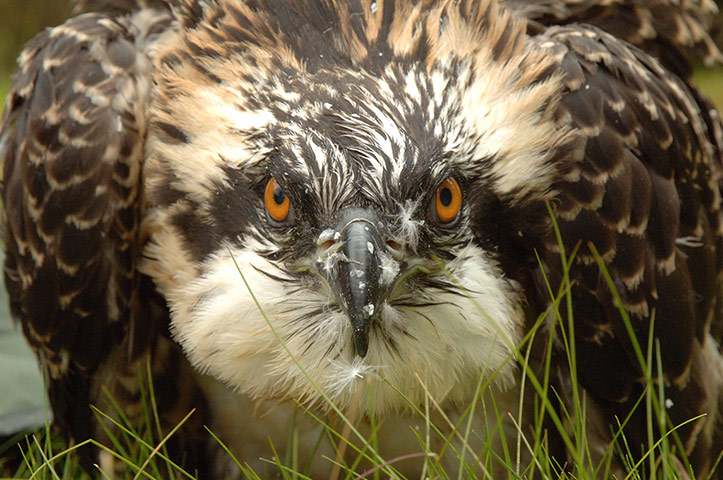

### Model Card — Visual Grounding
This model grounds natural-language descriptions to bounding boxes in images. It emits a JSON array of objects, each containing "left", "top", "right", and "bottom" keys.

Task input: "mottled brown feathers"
[
  {"left": 0, "top": 6, "right": 209, "bottom": 469},
  {"left": 74, "top": 0, "right": 170, "bottom": 14},
  {"left": 517, "top": 0, "right": 723, "bottom": 77},
  {"left": 533, "top": 24, "right": 723, "bottom": 471},
  {"left": 1, "top": 12, "right": 148, "bottom": 438}
]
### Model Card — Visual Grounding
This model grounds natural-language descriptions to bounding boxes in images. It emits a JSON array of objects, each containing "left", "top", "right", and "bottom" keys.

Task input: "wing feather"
[
  {"left": 0, "top": 8, "right": 165, "bottom": 443},
  {"left": 513, "top": 0, "right": 723, "bottom": 76},
  {"left": 537, "top": 24, "right": 723, "bottom": 472},
  {"left": 73, "top": 0, "right": 170, "bottom": 14}
]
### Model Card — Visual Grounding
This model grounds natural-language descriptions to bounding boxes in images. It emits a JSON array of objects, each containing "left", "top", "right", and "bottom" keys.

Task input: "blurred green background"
[
  {"left": 0, "top": 0, "right": 721, "bottom": 434},
  {"left": 0, "top": 1, "right": 73, "bottom": 103}
]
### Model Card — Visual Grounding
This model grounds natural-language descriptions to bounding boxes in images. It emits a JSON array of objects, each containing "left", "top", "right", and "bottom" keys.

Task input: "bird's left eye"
[
  {"left": 432, "top": 177, "right": 462, "bottom": 224},
  {"left": 264, "top": 177, "right": 291, "bottom": 222}
]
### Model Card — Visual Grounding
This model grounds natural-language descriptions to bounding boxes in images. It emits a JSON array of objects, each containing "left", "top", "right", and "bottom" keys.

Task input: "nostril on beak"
[
  {"left": 319, "top": 238, "right": 335, "bottom": 249},
  {"left": 386, "top": 239, "right": 402, "bottom": 250},
  {"left": 385, "top": 238, "right": 405, "bottom": 260},
  {"left": 317, "top": 228, "right": 341, "bottom": 250}
]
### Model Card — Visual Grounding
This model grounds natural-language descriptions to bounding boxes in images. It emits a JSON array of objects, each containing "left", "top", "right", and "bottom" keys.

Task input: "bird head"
[{"left": 140, "top": 0, "right": 575, "bottom": 415}]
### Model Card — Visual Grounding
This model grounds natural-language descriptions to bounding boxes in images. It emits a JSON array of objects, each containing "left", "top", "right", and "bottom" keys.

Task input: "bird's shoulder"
[
  {"left": 514, "top": 0, "right": 723, "bottom": 77},
  {"left": 529, "top": 21, "right": 723, "bottom": 423}
]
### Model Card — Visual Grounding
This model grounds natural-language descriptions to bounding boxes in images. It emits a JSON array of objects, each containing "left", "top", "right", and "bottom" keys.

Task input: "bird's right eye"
[{"left": 264, "top": 177, "right": 291, "bottom": 222}]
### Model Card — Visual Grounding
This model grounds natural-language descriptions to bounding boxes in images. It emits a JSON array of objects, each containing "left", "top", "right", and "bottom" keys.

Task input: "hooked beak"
[{"left": 320, "top": 207, "right": 385, "bottom": 358}]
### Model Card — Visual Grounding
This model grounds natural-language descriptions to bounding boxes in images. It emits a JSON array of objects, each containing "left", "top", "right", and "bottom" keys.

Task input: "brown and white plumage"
[
  {"left": 0, "top": 6, "right": 210, "bottom": 472},
  {"left": 1, "top": 0, "right": 722, "bottom": 477},
  {"left": 518, "top": 0, "right": 723, "bottom": 75}
]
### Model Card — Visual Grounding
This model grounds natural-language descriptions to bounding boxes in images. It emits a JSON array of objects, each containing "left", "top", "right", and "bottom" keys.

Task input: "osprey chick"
[{"left": 2, "top": 0, "right": 722, "bottom": 477}]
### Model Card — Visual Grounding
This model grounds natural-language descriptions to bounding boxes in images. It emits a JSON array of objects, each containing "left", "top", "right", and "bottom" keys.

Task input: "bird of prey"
[{"left": 2, "top": 0, "right": 722, "bottom": 477}]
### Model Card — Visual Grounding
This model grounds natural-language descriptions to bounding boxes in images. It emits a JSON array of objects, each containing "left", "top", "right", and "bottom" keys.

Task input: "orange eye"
[
  {"left": 434, "top": 177, "right": 462, "bottom": 224},
  {"left": 264, "top": 177, "right": 291, "bottom": 222}
]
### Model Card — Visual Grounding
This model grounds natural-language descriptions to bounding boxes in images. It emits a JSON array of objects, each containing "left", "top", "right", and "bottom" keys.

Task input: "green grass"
[
  {"left": 1, "top": 207, "right": 712, "bottom": 480},
  {"left": 0, "top": 360, "right": 199, "bottom": 480}
]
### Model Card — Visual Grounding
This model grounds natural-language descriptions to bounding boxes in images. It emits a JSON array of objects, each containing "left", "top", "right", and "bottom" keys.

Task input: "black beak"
[{"left": 326, "top": 207, "right": 384, "bottom": 358}]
